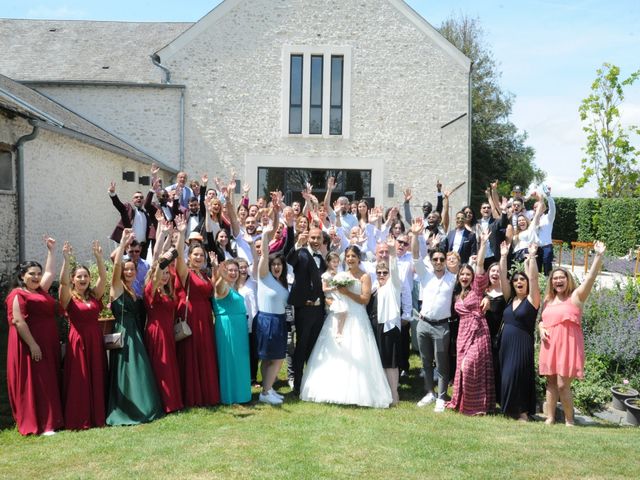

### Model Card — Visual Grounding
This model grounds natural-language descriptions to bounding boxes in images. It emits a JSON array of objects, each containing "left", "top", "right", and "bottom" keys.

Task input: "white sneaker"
[
  {"left": 434, "top": 399, "right": 446, "bottom": 413},
  {"left": 287, "top": 378, "right": 294, "bottom": 389},
  {"left": 41, "top": 430, "right": 56, "bottom": 436},
  {"left": 417, "top": 392, "right": 436, "bottom": 407},
  {"left": 269, "top": 389, "right": 284, "bottom": 400},
  {"left": 419, "top": 369, "right": 425, "bottom": 378},
  {"left": 259, "top": 391, "right": 283, "bottom": 405}
]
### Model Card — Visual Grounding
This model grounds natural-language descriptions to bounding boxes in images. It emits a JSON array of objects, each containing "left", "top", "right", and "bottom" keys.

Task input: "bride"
[{"left": 300, "top": 245, "right": 393, "bottom": 408}]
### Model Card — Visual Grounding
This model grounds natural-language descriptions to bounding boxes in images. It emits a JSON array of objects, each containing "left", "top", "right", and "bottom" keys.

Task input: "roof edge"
[{"left": 22, "top": 80, "right": 185, "bottom": 89}]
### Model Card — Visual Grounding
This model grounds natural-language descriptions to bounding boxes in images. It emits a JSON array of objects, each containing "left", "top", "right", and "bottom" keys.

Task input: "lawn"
[{"left": 1, "top": 315, "right": 639, "bottom": 479}]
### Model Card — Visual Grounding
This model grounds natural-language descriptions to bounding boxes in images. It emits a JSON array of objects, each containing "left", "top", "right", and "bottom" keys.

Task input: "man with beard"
[{"left": 108, "top": 181, "right": 154, "bottom": 258}]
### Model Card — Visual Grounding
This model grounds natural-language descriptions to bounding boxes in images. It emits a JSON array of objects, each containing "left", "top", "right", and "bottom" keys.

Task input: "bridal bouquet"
[{"left": 329, "top": 271, "right": 355, "bottom": 288}]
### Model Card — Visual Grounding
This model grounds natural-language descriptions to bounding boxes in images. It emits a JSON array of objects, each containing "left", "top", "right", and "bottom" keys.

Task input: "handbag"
[
  {"left": 174, "top": 276, "right": 193, "bottom": 341},
  {"left": 104, "top": 297, "right": 125, "bottom": 350}
]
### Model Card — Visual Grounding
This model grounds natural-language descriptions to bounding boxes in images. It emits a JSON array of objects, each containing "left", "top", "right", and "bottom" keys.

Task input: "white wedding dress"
[{"left": 300, "top": 279, "right": 393, "bottom": 408}]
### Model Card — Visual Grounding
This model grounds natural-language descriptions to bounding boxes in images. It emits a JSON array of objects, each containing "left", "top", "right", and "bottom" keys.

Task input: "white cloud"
[{"left": 26, "top": 5, "right": 86, "bottom": 19}]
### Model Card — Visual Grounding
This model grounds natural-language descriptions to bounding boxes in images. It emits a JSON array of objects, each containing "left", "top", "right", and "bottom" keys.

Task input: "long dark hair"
[
  {"left": 269, "top": 253, "right": 288, "bottom": 289},
  {"left": 453, "top": 263, "right": 475, "bottom": 298},
  {"left": 344, "top": 245, "right": 362, "bottom": 263}
]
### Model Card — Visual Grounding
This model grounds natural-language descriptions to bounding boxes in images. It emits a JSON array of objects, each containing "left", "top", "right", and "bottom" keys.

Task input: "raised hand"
[
  {"left": 283, "top": 206, "right": 295, "bottom": 226},
  {"left": 155, "top": 209, "right": 164, "bottom": 223},
  {"left": 403, "top": 188, "right": 412, "bottom": 202},
  {"left": 108, "top": 181, "right": 116, "bottom": 194},
  {"left": 436, "top": 179, "right": 442, "bottom": 192},
  {"left": 152, "top": 177, "right": 161, "bottom": 193},
  {"left": 297, "top": 231, "right": 309, "bottom": 247},
  {"left": 174, "top": 214, "right": 187, "bottom": 233},
  {"left": 62, "top": 241, "right": 72, "bottom": 259},
  {"left": 326, "top": 176, "right": 335, "bottom": 191},
  {"left": 121, "top": 228, "right": 134, "bottom": 246},
  {"left": 500, "top": 196, "right": 508, "bottom": 211},
  {"left": 208, "top": 251, "right": 219, "bottom": 269},
  {"left": 480, "top": 229, "right": 490, "bottom": 244},
  {"left": 43, "top": 235, "right": 56, "bottom": 251},
  {"left": 201, "top": 173, "right": 208, "bottom": 185},
  {"left": 262, "top": 221, "right": 275, "bottom": 238},
  {"left": 500, "top": 241, "right": 510, "bottom": 257},
  {"left": 243, "top": 183, "right": 250, "bottom": 195},
  {"left": 528, "top": 242, "right": 538, "bottom": 257},
  {"left": 92, "top": 240, "right": 103, "bottom": 258},
  {"left": 151, "top": 163, "right": 160, "bottom": 176},
  {"left": 593, "top": 241, "right": 606, "bottom": 256},
  {"left": 490, "top": 180, "right": 498, "bottom": 191},
  {"left": 410, "top": 217, "right": 424, "bottom": 235}
]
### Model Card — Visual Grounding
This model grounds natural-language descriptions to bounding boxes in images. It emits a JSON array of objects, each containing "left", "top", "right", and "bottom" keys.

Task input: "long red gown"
[
  {"left": 174, "top": 270, "right": 220, "bottom": 407},
  {"left": 5, "top": 288, "right": 64, "bottom": 435},
  {"left": 62, "top": 296, "right": 107, "bottom": 429},
  {"left": 447, "top": 273, "right": 495, "bottom": 415},
  {"left": 144, "top": 282, "right": 183, "bottom": 412}
]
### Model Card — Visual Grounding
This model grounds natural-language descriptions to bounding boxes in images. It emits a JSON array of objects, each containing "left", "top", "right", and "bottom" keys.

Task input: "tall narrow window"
[
  {"left": 0, "top": 151, "right": 13, "bottom": 190},
  {"left": 330, "top": 55, "right": 344, "bottom": 135},
  {"left": 309, "top": 55, "right": 323, "bottom": 134},
  {"left": 289, "top": 55, "right": 303, "bottom": 134}
]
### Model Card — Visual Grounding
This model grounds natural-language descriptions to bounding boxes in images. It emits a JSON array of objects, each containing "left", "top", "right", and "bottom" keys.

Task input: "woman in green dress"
[
  {"left": 212, "top": 258, "right": 252, "bottom": 404},
  {"left": 106, "top": 228, "right": 164, "bottom": 425}
]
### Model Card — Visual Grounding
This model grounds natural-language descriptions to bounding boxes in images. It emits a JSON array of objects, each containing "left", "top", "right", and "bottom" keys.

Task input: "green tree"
[
  {"left": 438, "top": 15, "right": 544, "bottom": 206},
  {"left": 576, "top": 63, "right": 640, "bottom": 198}
]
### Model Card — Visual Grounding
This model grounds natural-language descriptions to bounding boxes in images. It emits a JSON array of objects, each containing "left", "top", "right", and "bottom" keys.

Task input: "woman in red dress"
[
  {"left": 144, "top": 237, "right": 183, "bottom": 413},
  {"left": 59, "top": 240, "right": 108, "bottom": 430},
  {"left": 447, "top": 231, "right": 495, "bottom": 415},
  {"left": 174, "top": 216, "right": 221, "bottom": 407},
  {"left": 5, "top": 236, "right": 64, "bottom": 435},
  {"left": 539, "top": 241, "right": 605, "bottom": 426}
]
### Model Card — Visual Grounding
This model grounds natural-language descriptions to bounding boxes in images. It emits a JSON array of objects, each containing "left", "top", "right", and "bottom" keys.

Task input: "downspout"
[
  {"left": 179, "top": 88, "right": 185, "bottom": 171},
  {"left": 15, "top": 120, "right": 39, "bottom": 262},
  {"left": 152, "top": 53, "right": 184, "bottom": 171},
  {"left": 467, "top": 61, "right": 473, "bottom": 205}
]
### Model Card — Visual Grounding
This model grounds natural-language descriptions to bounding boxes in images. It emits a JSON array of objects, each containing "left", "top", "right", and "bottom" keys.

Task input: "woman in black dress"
[
  {"left": 498, "top": 242, "right": 540, "bottom": 420},
  {"left": 483, "top": 262, "right": 506, "bottom": 404}
]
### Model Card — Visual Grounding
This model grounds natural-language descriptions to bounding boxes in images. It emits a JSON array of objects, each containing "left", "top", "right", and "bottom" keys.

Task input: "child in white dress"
[{"left": 322, "top": 252, "right": 348, "bottom": 341}]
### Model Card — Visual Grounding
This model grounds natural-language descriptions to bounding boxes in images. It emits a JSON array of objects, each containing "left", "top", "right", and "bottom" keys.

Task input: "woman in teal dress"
[
  {"left": 107, "top": 228, "right": 164, "bottom": 425},
  {"left": 212, "top": 259, "right": 251, "bottom": 404}
]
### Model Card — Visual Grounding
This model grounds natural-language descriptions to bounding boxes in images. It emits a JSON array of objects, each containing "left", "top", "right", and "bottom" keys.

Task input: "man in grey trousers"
[{"left": 410, "top": 218, "right": 457, "bottom": 413}]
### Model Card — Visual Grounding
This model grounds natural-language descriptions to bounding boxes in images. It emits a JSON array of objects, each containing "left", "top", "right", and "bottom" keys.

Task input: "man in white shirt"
[{"left": 411, "top": 218, "right": 456, "bottom": 412}]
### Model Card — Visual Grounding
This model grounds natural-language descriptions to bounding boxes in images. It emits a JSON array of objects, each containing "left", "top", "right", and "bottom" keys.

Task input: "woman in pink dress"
[
  {"left": 144, "top": 249, "right": 183, "bottom": 413},
  {"left": 447, "top": 231, "right": 495, "bottom": 415},
  {"left": 5, "top": 236, "right": 64, "bottom": 435},
  {"left": 59, "top": 240, "right": 108, "bottom": 430},
  {"left": 174, "top": 216, "right": 221, "bottom": 407},
  {"left": 539, "top": 241, "right": 605, "bottom": 426}
]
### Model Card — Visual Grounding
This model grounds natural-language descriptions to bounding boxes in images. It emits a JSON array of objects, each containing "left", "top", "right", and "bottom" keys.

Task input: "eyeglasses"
[
  {"left": 376, "top": 271, "right": 389, "bottom": 276},
  {"left": 432, "top": 257, "right": 445, "bottom": 263},
  {"left": 396, "top": 240, "right": 409, "bottom": 246}
]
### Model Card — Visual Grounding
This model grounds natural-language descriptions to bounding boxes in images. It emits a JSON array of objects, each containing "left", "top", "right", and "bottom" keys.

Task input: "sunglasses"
[
  {"left": 432, "top": 257, "right": 445, "bottom": 263},
  {"left": 376, "top": 271, "right": 389, "bottom": 276}
]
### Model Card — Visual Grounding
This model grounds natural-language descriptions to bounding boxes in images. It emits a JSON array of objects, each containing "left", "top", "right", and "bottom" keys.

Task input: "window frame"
[
  {"left": 0, "top": 147, "right": 15, "bottom": 193},
  {"left": 282, "top": 45, "right": 352, "bottom": 139}
]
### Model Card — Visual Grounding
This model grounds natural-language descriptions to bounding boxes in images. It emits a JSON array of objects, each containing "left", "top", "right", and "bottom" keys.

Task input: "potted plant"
[
  {"left": 611, "top": 383, "right": 639, "bottom": 411},
  {"left": 624, "top": 398, "right": 640, "bottom": 426}
]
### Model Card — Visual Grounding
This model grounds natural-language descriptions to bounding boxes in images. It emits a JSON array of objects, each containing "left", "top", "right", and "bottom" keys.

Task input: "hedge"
[{"left": 549, "top": 197, "right": 640, "bottom": 256}]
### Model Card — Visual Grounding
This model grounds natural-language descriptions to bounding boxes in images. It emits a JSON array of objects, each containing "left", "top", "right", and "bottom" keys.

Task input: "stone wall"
[{"left": 160, "top": 0, "right": 470, "bottom": 210}]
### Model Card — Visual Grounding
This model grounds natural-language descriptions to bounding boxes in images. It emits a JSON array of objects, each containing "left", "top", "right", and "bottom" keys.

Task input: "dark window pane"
[
  {"left": 289, "top": 55, "right": 303, "bottom": 134},
  {"left": 0, "top": 152, "right": 13, "bottom": 190},
  {"left": 330, "top": 56, "right": 343, "bottom": 106},
  {"left": 309, "top": 106, "right": 322, "bottom": 134},
  {"left": 290, "top": 55, "right": 303, "bottom": 105},
  {"left": 310, "top": 56, "right": 323, "bottom": 106},
  {"left": 330, "top": 107, "right": 342, "bottom": 135},
  {"left": 289, "top": 107, "right": 302, "bottom": 134}
]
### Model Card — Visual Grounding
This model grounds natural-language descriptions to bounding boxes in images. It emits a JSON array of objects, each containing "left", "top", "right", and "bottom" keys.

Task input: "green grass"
[{"left": 1, "top": 316, "right": 640, "bottom": 479}]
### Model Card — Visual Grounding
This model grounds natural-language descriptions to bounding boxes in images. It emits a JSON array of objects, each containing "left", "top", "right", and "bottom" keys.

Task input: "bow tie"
[{"left": 312, "top": 252, "right": 322, "bottom": 258}]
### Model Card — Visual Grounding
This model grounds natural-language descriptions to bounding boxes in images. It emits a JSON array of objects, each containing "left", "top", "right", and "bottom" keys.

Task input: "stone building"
[{"left": 0, "top": 0, "right": 470, "bottom": 281}]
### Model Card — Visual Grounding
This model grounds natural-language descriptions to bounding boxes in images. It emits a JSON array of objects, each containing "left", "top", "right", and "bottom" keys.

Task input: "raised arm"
[
  {"left": 92, "top": 240, "right": 107, "bottom": 301},
  {"left": 40, "top": 236, "right": 56, "bottom": 292},
  {"left": 258, "top": 222, "right": 275, "bottom": 279},
  {"left": 323, "top": 176, "right": 335, "bottom": 214},
  {"left": 110, "top": 229, "right": 132, "bottom": 299},
  {"left": 435, "top": 180, "right": 443, "bottom": 215},
  {"left": 573, "top": 241, "right": 605, "bottom": 305},
  {"left": 226, "top": 177, "right": 241, "bottom": 238},
  {"left": 410, "top": 217, "right": 423, "bottom": 260},
  {"left": 403, "top": 188, "right": 413, "bottom": 224},
  {"left": 442, "top": 190, "right": 450, "bottom": 233},
  {"left": 499, "top": 241, "right": 512, "bottom": 299},
  {"left": 476, "top": 230, "right": 489, "bottom": 275},
  {"left": 174, "top": 215, "right": 189, "bottom": 285},
  {"left": 59, "top": 241, "right": 73, "bottom": 309},
  {"left": 526, "top": 243, "right": 540, "bottom": 309}
]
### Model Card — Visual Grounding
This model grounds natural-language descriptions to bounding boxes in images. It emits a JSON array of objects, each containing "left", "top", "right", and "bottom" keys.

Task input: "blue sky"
[{"left": 4, "top": 0, "right": 640, "bottom": 197}]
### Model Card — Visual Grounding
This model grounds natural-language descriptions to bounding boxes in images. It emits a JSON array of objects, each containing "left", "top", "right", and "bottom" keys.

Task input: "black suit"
[
  {"left": 109, "top": 191, "right": 154, "bottom": 257},
  {"left": 287, "top": 247, "right": 326, "bottom": 391}
]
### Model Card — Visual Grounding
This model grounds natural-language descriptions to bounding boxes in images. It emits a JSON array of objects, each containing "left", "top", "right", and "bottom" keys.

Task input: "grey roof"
[
  {"left": 0, "top": 19, "right": 192, "bottom": 83},
  {"left": 0, "top": 73, "right": 176, "bottom": 172}
]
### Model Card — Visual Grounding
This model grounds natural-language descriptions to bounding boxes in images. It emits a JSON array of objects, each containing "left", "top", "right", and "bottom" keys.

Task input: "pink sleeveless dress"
[{"left": 539, "top": 298, "right": 584, "bottom": 379}]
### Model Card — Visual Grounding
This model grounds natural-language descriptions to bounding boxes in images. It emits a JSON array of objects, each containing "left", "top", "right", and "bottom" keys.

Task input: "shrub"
[
  {"left": 573, "top": 354, "right": 614, "bottom": 413},
  {"left": 575, "top": 198, "right": 601, "bottom": 242},
  {"left": 596, "top": 199, "right": 640, "bottom": 256},
  {"left": 552, "top": 197, "right": 578, "bottom": 243}
]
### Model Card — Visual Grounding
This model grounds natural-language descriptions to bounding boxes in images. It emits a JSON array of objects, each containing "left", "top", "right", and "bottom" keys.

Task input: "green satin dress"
[{"left": 106, "top": 293, "right": 164, "bottom": 425}]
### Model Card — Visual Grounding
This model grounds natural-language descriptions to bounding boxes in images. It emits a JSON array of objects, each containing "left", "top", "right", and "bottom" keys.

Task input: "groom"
[{"left": 287, "top": 227, "right": 327, "bottom": 394}]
